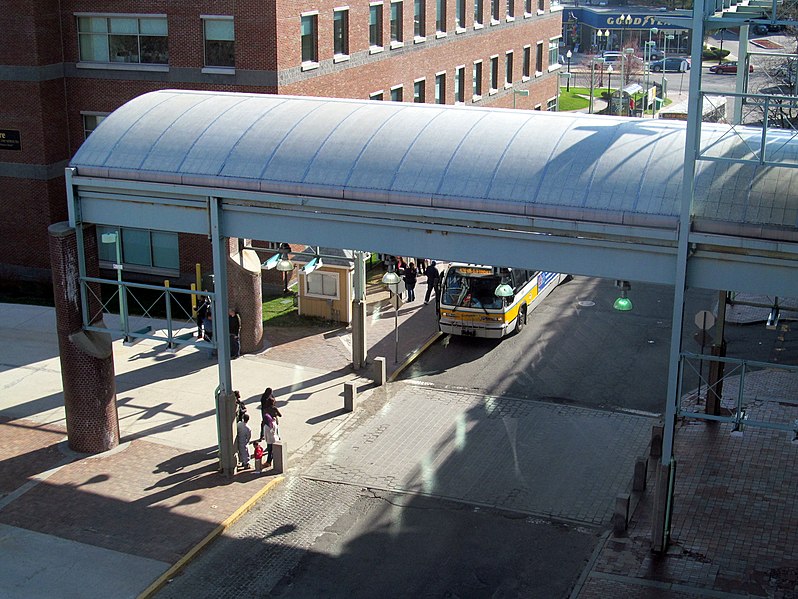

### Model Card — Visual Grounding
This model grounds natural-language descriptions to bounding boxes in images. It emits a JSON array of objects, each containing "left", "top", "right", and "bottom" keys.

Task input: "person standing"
[
  {"left": 424, "top": 261, "right": 440, "bottom": 305},
  {"left": 403, "top": 262, "right": 418, "bottom": 302},
  {"left": 196, "top": 296, "right": 210, "bottom": 338},
  {"left": 259, "top": 387, "right": 282, "bottom": 441},
  {"left": 236, "top": 413, "right": 252, "bottom": 470},
  {"left": 252, "top": 440, "right": 264, "bottom": 473},
  {"left": 203, "top": 310, "right": 216, "bottom": 358},
  {"left": 261, "top": 411, "right": 277, "bottom": 469},
  {"left": 228, "top": 308, "right": 241, "bottom": 358}
]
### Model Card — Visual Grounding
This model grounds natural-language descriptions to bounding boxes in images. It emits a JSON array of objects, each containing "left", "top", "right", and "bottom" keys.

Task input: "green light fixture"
[
  {"left": 495, "top": 283, "right": 514, "bottom": 298},
  {"left": 614, "top": 280, "right": 633, "bottom": 311}
]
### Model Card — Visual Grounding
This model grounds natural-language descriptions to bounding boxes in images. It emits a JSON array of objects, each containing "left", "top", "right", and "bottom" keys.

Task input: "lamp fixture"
[
  {"left": 382, "top": 269, "right": 401, "bottom": 285},
  {"left": 613, "top": 280, "right": 633, "bottom": 311},
  {"left": 276, "top": 254, "right": 294, "bottom": 272},
  {"left": 101, "top": 232, "right": 118, "bottom": 244}
]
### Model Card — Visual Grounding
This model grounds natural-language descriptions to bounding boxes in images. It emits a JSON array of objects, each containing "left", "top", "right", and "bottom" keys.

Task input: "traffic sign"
[{"left": 695, "top": 310, "right": 715, "bottom": 330}]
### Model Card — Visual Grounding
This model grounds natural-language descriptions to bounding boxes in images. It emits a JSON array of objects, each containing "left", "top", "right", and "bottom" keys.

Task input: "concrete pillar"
[
  {"left": 351, "top": 300, "right": 367, "bottom": 369},
  {"left": 227, "top": 238, "right": 263, "bottom": 355},
  {"left": 373, "top": 357, "right": 387, "bottom": 386},
  {"left": 650, "top": 461, "right": 673, "bottom": 552},
  {"left": 633, "top": 457, "right": 648, "bottom": 492},
  {"left": 272, "top": 441, "right": 287, "bottom": 474},
  {"left": 344, "top": 382, "right": 356, "bottom": 412},
  {"left": 612, "top": 493, "right": 630, "bottom": 536},
  {"left": 48, "top": 222, "right": 119, "bottom": 454}
]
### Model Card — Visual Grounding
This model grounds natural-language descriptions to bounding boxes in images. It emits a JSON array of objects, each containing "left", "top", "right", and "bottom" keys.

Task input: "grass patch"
[
  {"left": 262, "top": 293, "right": 330, "bottom": 328},
  {"left": 557, "top": 87, "right": 592, "bottom": 111}
]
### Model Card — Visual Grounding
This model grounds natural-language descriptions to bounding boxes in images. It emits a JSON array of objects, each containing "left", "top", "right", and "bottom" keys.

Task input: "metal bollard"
[
  {"left": 650, "top": 424, "right": 663, "bottom": 459},
  {"left": 633, "top": 456, "right": 648, "bottom": 492},
  {"left": 344, "top": 382, "right": 356, "bottom": 412},
  {"left": 612, "top": 493, "right": 630, "bottom": 536},
  {"left": 373, "top": 356, "right": 387, "bottom": 386},
  {"left": 272, "top": 441, "right": 287, "bottom": 474}
]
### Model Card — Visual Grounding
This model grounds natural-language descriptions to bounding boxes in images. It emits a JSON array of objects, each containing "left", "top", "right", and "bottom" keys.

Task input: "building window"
[
  {"left": 435, "top": 72, "right": 446, "bottom": 103},
  {"left": 536, "top": 42, "right": 543, "bottom": 73},
  {"left": 301, "top": 13, "right": 319, "bottom": 64},
  {"left": 370, "top": 90, "right": 385, "bottom": 100},
  {"left": 391, "top": 85, "right": 404, "bottom": 101},
  {"left": 491, "top": 0, "right": 500, "bottom": 22},
  {"left": 546, "top": 97, "right": 557, "bottom": 111},
  {"left": 507, "top": 0, "right": 515, "bottom": 19},
  {"left": 82, "top": 114, "right": 108, "bottom": 139},
  {"left": 454, "top": 66, "right": 465, "bottom": 102},
  {"left": 473, "top": 60, "right": 483, "bottom": 98},
  {"left": 548, "top": 38, "right": 560, "bottom": 68},
  {"left": 523, "top": 45, "right": 531, "bottom": 78},
  {"left": 456, "top": 0, "right": 466, "bottom": 28},
  {"left": 490, "top": 55, "right": 499, "bottom": 91},
  {"left": 538, "top": 0, "right": 544, "bottom": 11},
  {"left": 203, "top": 17, "right": 234, "bottom": 68},
  {"left": 525, "top": 0, "right": 533, "bottom": 13},
  {"left": 506, "top": 51, "right": 514, "bottom": 85},
  {"left": 77, "top": 15, "right": 168, "bottom": 65},
  {"left": 97, "top": 226, "right": 179, "bottom": 271},
  {"left": 305, "top": 271, "right": 339, "bottom": 299},
  {"left": 436, "top": 0, "right": 446, "bottom": 33},
  {"left": 414, "top": 0, "right": 425, "bottom": 38},
  {"left": 333, "top": 9, "right": 349, "bottom": 57},
  {"left": 391, "top": 1, "right": 404, "bottom": 45},
  {"left": 414, "top": 78, "right": 426, "bottom": 102},
  {"left": 370, "top": 4, "right": 384, "bottom": 48},
  {"left": 474, "top": 0, "right": 484, "bottom": 26}
]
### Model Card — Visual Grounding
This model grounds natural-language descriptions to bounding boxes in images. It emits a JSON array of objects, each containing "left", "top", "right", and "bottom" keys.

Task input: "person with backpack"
[{"left": 424, "top": 261, "right": 440, "bottom": 305}]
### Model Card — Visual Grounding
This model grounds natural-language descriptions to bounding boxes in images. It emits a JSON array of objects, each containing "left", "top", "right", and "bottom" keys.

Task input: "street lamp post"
[
  {"left": 596, "top": 29, "right": 609, "bottom": 53},
  {"left": 645, "top": 28, "right": 658, "bottom": 117},
  {"left": 556, "top": 72, "right": 571, "bottom": 111},
  {"left": 565, "top": 50, "right": 572, "bottom": 91},
  {"left": 512, "top": 87, "right": 529, "bottom": 109},
  {"left": 718, "top": 28, "right": 725, "bottom": 65},
  {"left": 606, "top": 64, "right": 613, "bottom": 113},
  {"left": 618, "top": 14, "right": 633, "bottom": 52},
  {"left": 382, "top": 266, "right": 401, "bottom": 363},
  {"left": 101, "top": 231, "right": 128, "bottom": 340},
  {"left": 589, "top": 56, "right": 605, "bottom": 114}
]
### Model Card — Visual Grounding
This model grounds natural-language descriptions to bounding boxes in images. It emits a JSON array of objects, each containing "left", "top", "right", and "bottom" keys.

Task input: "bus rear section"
[{"left": 438, "top": 264, "right": 564, "bottom": 338}]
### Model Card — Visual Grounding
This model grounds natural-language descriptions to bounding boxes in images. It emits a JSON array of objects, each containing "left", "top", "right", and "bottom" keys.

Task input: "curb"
[
  {"left": 388, "top": 331, "right": 443, "bottom": 383},
  {"left": 137, "top": 475, "right": 285, "bottom": 598}
]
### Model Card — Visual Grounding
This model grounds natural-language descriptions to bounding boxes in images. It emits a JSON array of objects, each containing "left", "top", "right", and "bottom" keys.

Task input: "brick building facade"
[{"left": 2, "top": 0, "right": 563, "bottom": 294}]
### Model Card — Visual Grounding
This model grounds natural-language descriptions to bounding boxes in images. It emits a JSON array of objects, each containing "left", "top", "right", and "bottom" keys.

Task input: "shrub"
[{"left": 703, "top": 46, "right": 731, "bottom": 60}]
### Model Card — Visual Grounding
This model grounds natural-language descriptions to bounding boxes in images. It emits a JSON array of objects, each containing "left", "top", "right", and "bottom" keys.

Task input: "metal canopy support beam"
[
  {"left": 352, "top": 251, "right": 367, "bottom": 369},
  {"left": 656, "top": 0, "right": 707, "bottom": 553},
  {"left": 209, "top": 196, "right": 236, "bottom": 477}
]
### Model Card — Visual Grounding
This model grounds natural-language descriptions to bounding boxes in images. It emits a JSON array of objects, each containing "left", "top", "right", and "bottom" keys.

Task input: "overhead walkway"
[{"left": 69, "top": 90, "right": 798, "bottom": 297}]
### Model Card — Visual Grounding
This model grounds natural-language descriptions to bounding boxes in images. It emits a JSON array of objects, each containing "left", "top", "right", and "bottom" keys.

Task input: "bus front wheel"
[{"left": 516, "top": 306, "right": 527, "bottom": 334}]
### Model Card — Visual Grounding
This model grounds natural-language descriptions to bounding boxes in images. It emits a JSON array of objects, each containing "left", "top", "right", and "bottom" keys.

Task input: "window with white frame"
[
  {"left": 489, "top": 55, "right": 499, "bottom": 91},
  {"left": 536, "top": 41, "right": 543, "bottom": 72},
  {"left": 333, "top": 8, "right": 349, "bottom": 57},
  {"left": 391, "top": 1, "right": 404, "bottom": 44},
  {"left": 454, "top": 66, "right": 465, "bottom": 102},
  {"left": 435, "top": 72, "right": 446, "bottom": 103},
  {"left": 370, "top": 90, "right": 385, "bottom": 100},
  {"left": 456, "top": 0, "right": 466, "bottom": 28},
  {"left": 474, "top": 0, "right": 484, "bottom": 26},
  {"left": 436, "top": 0, "right": 446, "bottom": 33},
  {"left": 305, "top": 271, "right": 339, "bottom": 299},
  {"left": 505, "top": 51, "right": 514, "bottom": 85},
  {"left": 491, "top": 0, "right": 500, "bottom": 22},
  {"left": 203, "top": 17, "right": 234, "bottom": 68},
  {"left": 82, "top": 113, "right": 108, "bottom": 139},
  {"left": 548, "top": 37, "right": 560, "bottom": 68},
  {"left": 525, "top": 0, "right": 533, "bottom": 14},
  {"left": 522, "top": 45, "right": 531, "bottom": 78},
  {"left": 414, "top": 78, "right": 426, "bottom": 102},
  {"left": 546, "top": 97, "right": 557, "bottom": 111},
  {"left": 473, "top": 60, "right": 483, "bottom": 98},
  {"left": 370, "top": 3, "right": 384, "bottom": 48},
  {"left": 77, "top": 15, "right": 168, "bottom": 65},
  {"left": 390, "top": 85, "right": 404, "bottom": 101},
  {"left": 414, "top": 0, "right": 426, "bottom": 38},
  {"left": 507, "top": 0, "right": 515, "bottom": 19},
  {"left": 97, "top": 226, "right": 179, "bottom": 271},
  {"left": 301, "top": 13, "right": 319, "bottom": 64},
  {"left": 538, "top": 0, "right": 545, "bottom": 11}
]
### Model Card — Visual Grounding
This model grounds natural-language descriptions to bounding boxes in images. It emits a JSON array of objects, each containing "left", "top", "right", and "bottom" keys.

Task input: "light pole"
[
  {"left": 606, "top": 64, "right": 613, "bottom": 113},
  {"left": 556, "top": 72, "right": 571, "bottom": 111},
  {"left": 645, "top": 28, "right": 658, "bottom": 117},
  {"left": 618, "top": 14, "right": 633, "bottom": 52},
  {"left": 718, "top": 28, "right": 725, "bottom": 65},
  {"left": 382, "top": 265, "right": 401, "bottom": 363},
  {"left": 565, "top": 50, "right": 572, "bottom": 91},
  {"left": 596, "top": 29, "right": 608, "bottom": 53},
  {"left": 512, "top": 88, "right": 529, "bottom": 109},
  {"left": 101, "top": 231, "right": 128, "bottom": 340},
  {"left": 589, "top": 56, "right": 605, "bottom": 114}
]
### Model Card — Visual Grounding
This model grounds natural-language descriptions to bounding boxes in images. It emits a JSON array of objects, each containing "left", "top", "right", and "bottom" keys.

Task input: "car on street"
[
  {"left": 709, "top": 61, "right": 754, "bottom": 74},
  {"left": 650, "top": 57, "right": 690, "bottom": 72}
]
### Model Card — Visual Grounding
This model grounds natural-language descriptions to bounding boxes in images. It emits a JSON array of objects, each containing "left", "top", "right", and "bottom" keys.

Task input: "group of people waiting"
[
  {"left": 385, "top": 256, "right": 441, "bottom": 305},
  {"left": 235, "top": 387, "right": 282, "bottom": 473}
]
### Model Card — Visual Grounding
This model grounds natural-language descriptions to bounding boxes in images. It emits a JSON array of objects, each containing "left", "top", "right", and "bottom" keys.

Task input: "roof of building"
[{"left": 70, "top": 89, "right": 798, "bottom": 241}]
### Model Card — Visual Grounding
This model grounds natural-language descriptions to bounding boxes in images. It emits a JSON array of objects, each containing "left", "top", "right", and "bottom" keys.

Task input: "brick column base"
[
  {"left": 49, "top": 222, "right": 119, "bottom": 453},
  {"left": 227, "top": 240, "right": 264, "bottom": 355}
]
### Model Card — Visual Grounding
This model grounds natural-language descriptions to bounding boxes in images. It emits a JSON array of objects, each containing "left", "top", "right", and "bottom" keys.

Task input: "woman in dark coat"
[{"left": 259, "top": 387, "right": 282, "bottom": 440}]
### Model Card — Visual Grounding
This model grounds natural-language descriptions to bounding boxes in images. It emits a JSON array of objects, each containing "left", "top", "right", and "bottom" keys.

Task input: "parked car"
[
  {"left": 709, "top": 61, "right": 754, "bottom": 74},
  {"left": 752, "top": 24, "right": 769, "bottom": 36},
  {"left": 650, "top": 57, "right": 690, "bottom": 72},
  {"left": 601, "top": 51, "right": 623, "bottom": 63}
]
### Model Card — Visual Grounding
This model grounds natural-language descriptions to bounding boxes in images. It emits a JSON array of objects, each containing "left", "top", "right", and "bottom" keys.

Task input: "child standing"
[{"left": 252, "top": 440, "right": 264, "bottom": 473}]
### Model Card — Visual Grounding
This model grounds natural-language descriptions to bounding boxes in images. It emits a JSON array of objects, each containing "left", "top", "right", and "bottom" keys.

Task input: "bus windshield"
[{"left": 442, "top": 267, "right": 504, "bottom": 310}]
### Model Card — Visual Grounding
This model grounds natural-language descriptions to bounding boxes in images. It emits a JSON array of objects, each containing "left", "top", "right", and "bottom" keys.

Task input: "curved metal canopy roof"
[{"left": 70, "top": 89, "right": 798, "bottom": 241}]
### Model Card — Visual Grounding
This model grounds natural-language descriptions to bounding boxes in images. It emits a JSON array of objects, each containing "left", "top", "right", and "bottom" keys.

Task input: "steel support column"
[
  {"left": 656, "top": 0, "right": 707, "bottom": 553},
  {"left": 352, "top": 251, "right": 368, "bottom": 369},
  {"left": 209, "top": 196, "right": 237, "bottom": 476}
]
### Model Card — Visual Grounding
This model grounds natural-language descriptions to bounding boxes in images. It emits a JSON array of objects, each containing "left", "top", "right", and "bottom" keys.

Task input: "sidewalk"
[{"left": 0, "top": 267, "right": 440, "bottom": 599}]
